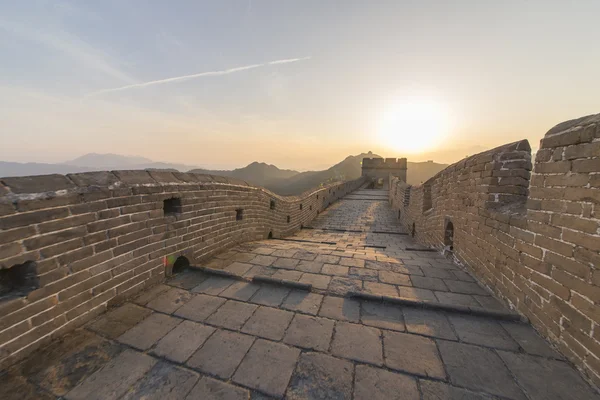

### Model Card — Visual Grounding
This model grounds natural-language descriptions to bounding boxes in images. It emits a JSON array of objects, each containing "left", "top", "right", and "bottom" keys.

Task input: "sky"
[{"left": 0, "top": 1, "right": 599, "bottom": 171}]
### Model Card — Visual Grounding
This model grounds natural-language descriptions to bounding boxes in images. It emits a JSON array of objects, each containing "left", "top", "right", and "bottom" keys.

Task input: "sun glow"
[{"left": 377, "top": 97, "right": 450, "bottom": 154}]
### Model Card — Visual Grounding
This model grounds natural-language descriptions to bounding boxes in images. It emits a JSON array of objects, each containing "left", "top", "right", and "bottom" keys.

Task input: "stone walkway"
[{"left": 2, "top": 189, "right": 599, "bottom": 399}]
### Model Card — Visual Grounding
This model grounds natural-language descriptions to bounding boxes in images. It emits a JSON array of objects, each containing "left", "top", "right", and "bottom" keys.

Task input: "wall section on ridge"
[
  {"left": 390, "top": 113, "right": 600, "bottom": 387},
  {"left": 0, "top": 170, "right": 365, "bottom": 368}
]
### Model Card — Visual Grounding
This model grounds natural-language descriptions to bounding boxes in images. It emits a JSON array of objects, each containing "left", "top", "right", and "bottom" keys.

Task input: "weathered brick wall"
[
  {"left": 0, "top": 170, "right": 365, "bottom": 367},
  {"left": 390, "top": 113, "right": 600, "bottom": 386}
]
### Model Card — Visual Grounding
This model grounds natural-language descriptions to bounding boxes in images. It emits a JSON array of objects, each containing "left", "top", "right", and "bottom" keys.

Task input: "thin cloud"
[{"left": 87, "top": 56, "right": 312, "bottom": 97}]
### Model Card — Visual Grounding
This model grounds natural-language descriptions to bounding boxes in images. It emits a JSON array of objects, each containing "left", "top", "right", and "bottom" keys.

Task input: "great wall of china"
[{"left": 0, "top": 113, "right": 599, "bottom": 398}]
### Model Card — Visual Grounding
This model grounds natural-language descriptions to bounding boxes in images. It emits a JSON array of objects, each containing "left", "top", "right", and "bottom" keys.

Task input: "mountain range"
[{"left": 0, "top": 153, "right": 448, "bottom": 195}]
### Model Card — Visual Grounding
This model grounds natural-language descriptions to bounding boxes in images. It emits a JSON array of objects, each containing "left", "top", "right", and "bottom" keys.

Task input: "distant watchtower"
[{"left": 362, "top": 157, "right": 407, "bottom": 187}]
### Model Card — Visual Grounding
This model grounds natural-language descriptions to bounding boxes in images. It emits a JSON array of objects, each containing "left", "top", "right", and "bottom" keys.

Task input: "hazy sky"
[{"left": 1, "top": 1, "right": 599, "bottom": 170}]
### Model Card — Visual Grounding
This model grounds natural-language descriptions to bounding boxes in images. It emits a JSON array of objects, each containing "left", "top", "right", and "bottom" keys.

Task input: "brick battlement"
[
  {"left": 390, "top": 113, "right": 600, "bottom": 387},
  {"left": 362, "top": 158, "right": 408, "bottom": 169},
  {"left": 0, "top": 170, "right": 365, "bottom": 367}
]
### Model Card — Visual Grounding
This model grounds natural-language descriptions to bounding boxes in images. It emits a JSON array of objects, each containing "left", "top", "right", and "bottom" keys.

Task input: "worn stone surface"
[
  {"left": 498, "top": 351, "right": 599, "bottom": 400},
  {"left": 187, "top": 376, "right": 248, "bottom": 400},
  {"left": 118, "top": 313, "right": 181, "bottom": 350},
  {"left": 449, "top": 315, "right": 519, "bottom": 351},
  {"left": 174, "top": 293, "right": 227, "bottom": 322},
  {"left": 191, "top": 276, "right": 235, "bottom": 295},
  {"left": 281, "top": 290, "right": 323, "bottom": 315},
  {"left": 501, "top": 322, "right": 563, "bottom": 359},
  {"left": 65, "top": 350, "right": 157, "bottom": 400},
  {"left": 361, "top": 301, "right": 405, "bottom": 331},
  {"left": 87, "top": 303, "right": 152, "bottom": 339},
  {"left": 121, "top": 362, "right": 198, "bottom": 400},
  {"left": 220, "top": 281, "right": 261, "bottom": 301},
  {"left": 420, "top": 380, "right": 493, "bottom": 400},
  {"left": 241, "top": 306, "right": 294, "bottom": 340},
  {"left": 146, "top": 288, "right": 193, "bottom": 314},
  {"left": 438, "top": 340, "right": 526, "bottom": 399},
  {"left": 233, "top": 339, "right": 301, "bottom": 397},
  {"left": 187, "top": 329, "right": 254, "bottom": 379},
  {"left": 249, "top": 286, "right": 291, "bottom": 307},
  {"left": 318, "top": 296, "right": 360, "bottom": 322},
  {"left": 383, "top": 330, "right": 445, "bottom": 379},
  {"left": 354, "top": 364, "right": 419, "bottom": 400},
  {"left": 403, "top": 308, "right": 457, "bottom": 340},
  {"left": 283, "top": 314, "right": 334, "bottom": 352},
  {"left": 331, "top": 322, "right": 383, "bottom": 366},
  {"left": 286, "top": 352, "right": 353, "bottom": 400},
  {"left": 152, "top": 320, "right": 215, "bottom": 363},
  {"left": 205, "top": 300, "right": 258, "bottom": 330}
]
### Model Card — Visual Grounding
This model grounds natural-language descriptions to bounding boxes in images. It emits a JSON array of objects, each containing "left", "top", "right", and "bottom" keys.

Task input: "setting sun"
[{"left": 377, "top": 98, "right": 450, "bottom": 154}]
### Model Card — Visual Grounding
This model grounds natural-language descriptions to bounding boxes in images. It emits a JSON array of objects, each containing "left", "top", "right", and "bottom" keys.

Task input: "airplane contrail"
[{"left": 86, "top": 56, "right": 311, "bottom": 97}]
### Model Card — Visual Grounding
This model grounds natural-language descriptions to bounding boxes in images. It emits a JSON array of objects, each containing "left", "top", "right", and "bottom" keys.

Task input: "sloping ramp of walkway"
[{"left": 2, "top": 188, "right": 599, "bottom": 399}]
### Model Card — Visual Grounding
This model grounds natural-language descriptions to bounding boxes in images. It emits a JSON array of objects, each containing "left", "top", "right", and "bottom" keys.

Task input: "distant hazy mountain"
[
  {"left": 0, "top": 152, "right": 448, "bottom": 195},
  {"left": 189, "top": 161, "right": 299, "bottom": 188},
  {"left": 67, "top": 153, "right": 154, "bottom": 168}
]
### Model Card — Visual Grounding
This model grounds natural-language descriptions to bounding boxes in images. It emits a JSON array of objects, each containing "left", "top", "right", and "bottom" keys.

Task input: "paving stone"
[
  {"left": 315, "top": 254, "right": 340, "bottom": 264},
  {"left": 397, "top": 286, "right": 437, "bottom": 302},
  {"left": 331, "top": 322, "right": 383, "bottom": 366},
  {"left": 284, "top": 314, "right": 335, "bottom": 351},
  {"left": 16, "top": 329, "right": 122, "bottom": 397},
  {"left": 250, "top": 255, "right": 277, "bottom": 266},
  {"left": 411, "top": 276, "right": 448, "bottom": 291},
  {"left": 363, "top": 281, "right": 399, "bottom": 297},
  {"left": 394, "top": 264, "right": 423, "bottom": 276},
  {"left": 451, "top": 270, "right": 476, "bottom": 282},
  {"left": 434, "top": 291, "right": 479, "bottom": 307},
  {"left": 281, "top": 290, "right": 323, "bottom": 315},
  {"left": 498, "top": 351, "right": 598, "bottom": 400},
  {"left": 272, "top": 269, "right": 303, "bottom": 281},
  {"left": 361, "top": 301, "right": 405, "bottom": 331},
  {"left": 248, "top": 286, "right": 290, "bottom": 307},
  {"left": 272, "top": 257, "right": 300, "bottom": 269},
  {"left": 187, "top": 376, "right": 249, "bottom": 400},
  {"left": 167, "top": 270, "right": 208, "bottom": 290},
  {"left": 437, "top": 340, "right": 526, "bottom": 399},
  {"left": 449, "top": 315, "right": 519, "bottom": 351},
  {"left": 299, "top": 273, "right": 331, "bottom": 290},
  {"left": 501, "top": 322, "right": 563, "bottom": 359},
  {"left": 348, "top": 267, "right": 378, "bottom": 281},
  {"left": 206, "top": 300, "right": 258, "bottom": 330},
  {"left": 152, "top": 320, "right": 215, "bottom": 363},
  {"left": 318, "top": 296, "right": 360, "bottom": 322},
  {"left": 133, "top": 284, "right": 172, "bottom": 305},
  {"left": 191, "top": 276, "right": 235, "bottom": 295},
  {"left": 420, "top": 380, "right": 492, "bottom": 400},
  {"left": 293, "top": 251, "right": 318, "bottom": 261},
  {"left": 296, "top": 260, "right": 324, "bottom": 273},
  {"left": 87, "top": 302, "right": 152, "bottom": 339},
  {"left": 272, "top": 249, "right": 298, "bottom": 258},
  {"left": 445, "top": 280, "right": 488, "bottom": 296},
  {"left": 383, "top": 330, "right": 445, "bottom": 379},
  {"left": 187, "top": 330, "right": 255, "bottom": 379},
  {"left": 403, "top": 308, "right": 457, "bottom": 340},
  {"left": 379, "top": 270, "right": 411, "bottom": 286},
  {"left": 174, "top": 294, "right": 227, "bottom": 322},
  {"left": 327, "top": 277, "right": 362, "bottom": 295},
  {"left": 233, "top": 339, "right": 301, "bottom": 398},
  {"left": 118, "top": 313, "right": 181, "bottom": 350},
  {"left": 354, "top": 364, "right": 419, "bottom": 400},
  {"left": 0, "top": 370, "right": 55, "bottom": 400},
  {"left": 253, "top": 247, "right": 276, "bottom": 255},
  {"left": 121, "top": 361, "right": 199, "bottom": 400},
  {"left": 420, "top": 266, "right": 455, "bottom": 279},
  {"left": 231, "top": 252, "right": 258, "bottom": 263},
  {"left": 146, "top": 288, "right": 193, "bottom": 314},
  {"left": 321, "top": 264, "right": 349, "bottom": 276},
  {"left": 242, "top": 306, "right": 294, "bottom": 340},
  {"left": 286, "top": 352, "right": 353, "bottom": 400},
  {"left": 219, "top": 281, "right": 261, "bottom": 301},
  {"left": 244, "top": 265, "right": 277, "bottom": 278},
  {"left": 225, "top": 261, "right": 254, "bottom": 275},
  {"left": 337, "top": 257, "right": 363, "bottom": 268},
  {"left": 65, "top": 350, "right": 157, "bottom": 400}
]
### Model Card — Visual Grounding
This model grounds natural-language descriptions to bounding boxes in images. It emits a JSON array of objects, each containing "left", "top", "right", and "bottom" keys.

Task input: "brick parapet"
[
  {"left": 389, "top": 113, "right": 600, "bottom": 387},
  {"left": 0, "top": 170, "right": 365, "bottom": 368}
]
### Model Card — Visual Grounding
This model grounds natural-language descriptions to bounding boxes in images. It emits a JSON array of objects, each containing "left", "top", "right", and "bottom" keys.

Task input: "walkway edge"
[{"left": 252, "top": 276, "right": 313, "bottom": 291}]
